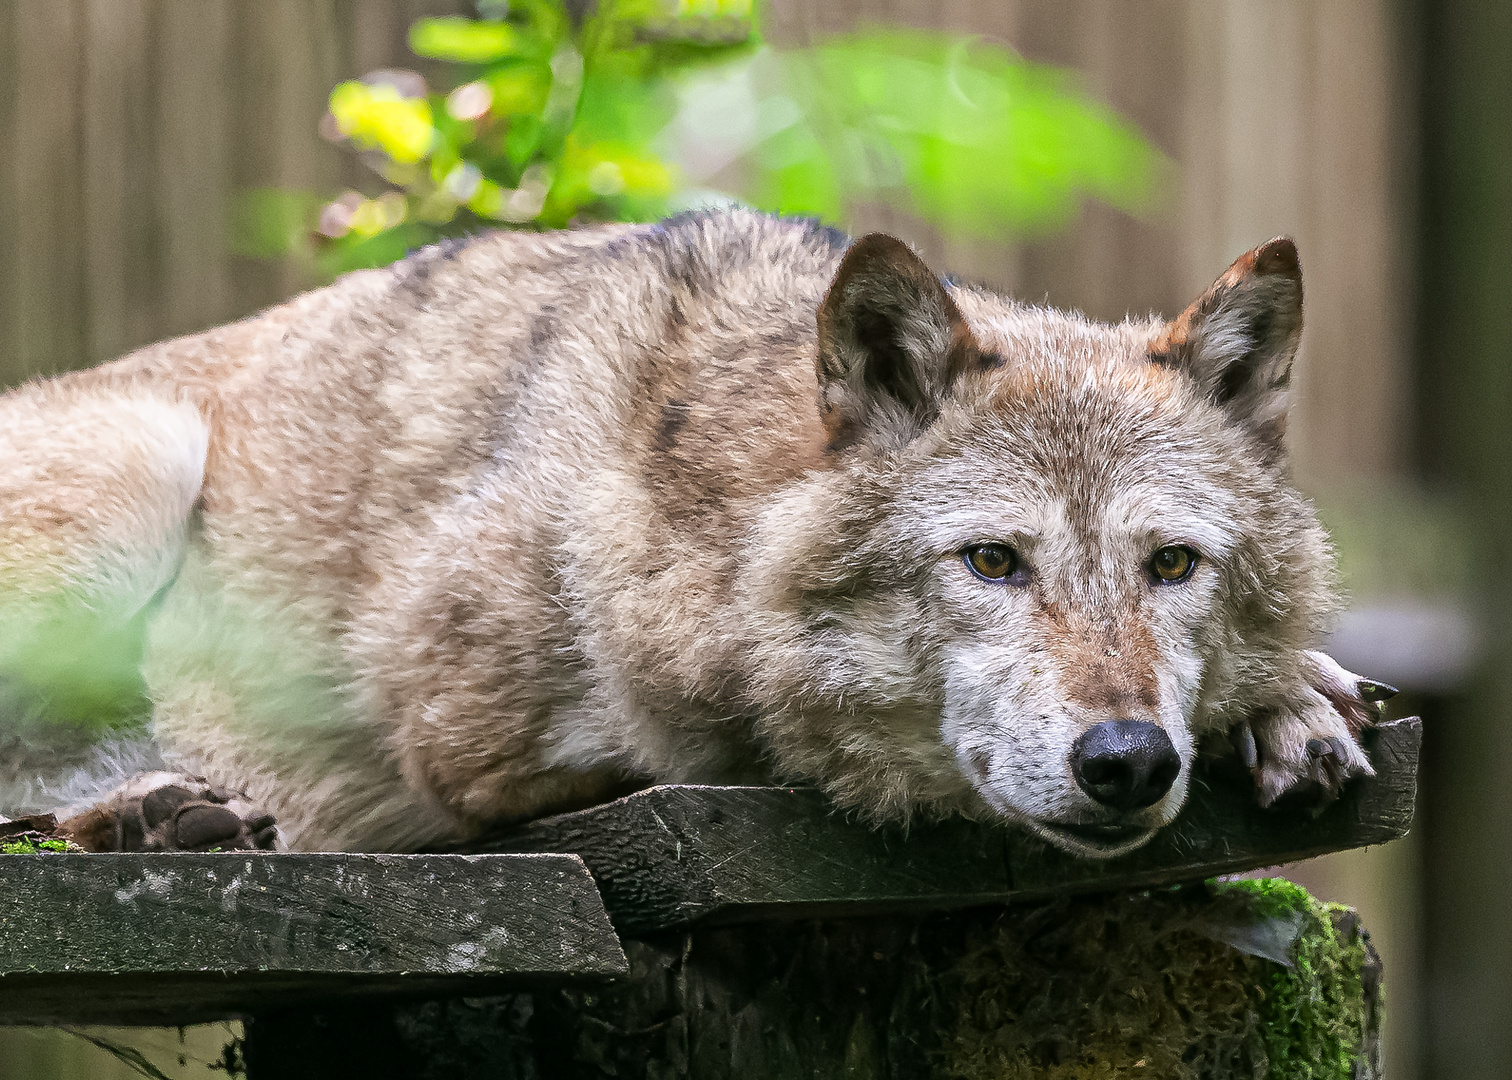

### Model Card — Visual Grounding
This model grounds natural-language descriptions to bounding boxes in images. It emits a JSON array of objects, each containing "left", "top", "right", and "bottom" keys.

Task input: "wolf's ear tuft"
[
  {"left": 1149, "top": 237, "right": 1303, "bottom": 453},
  {"left": 816, "top": 234, "right": 980, "bottom": 451}
]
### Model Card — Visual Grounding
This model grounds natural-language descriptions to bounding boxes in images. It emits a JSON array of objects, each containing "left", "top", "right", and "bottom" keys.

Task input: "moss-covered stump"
[
  {"left": 243, "top": 879, "right": 1381, "bottom": 1080},
  {"left": 936, "top": 880, "right": 1380, "bottom": 1080}
]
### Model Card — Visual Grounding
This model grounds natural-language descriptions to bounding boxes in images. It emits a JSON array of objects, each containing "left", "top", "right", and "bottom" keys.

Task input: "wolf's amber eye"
[
  {"left": 1150, "top": 545, "right": 1199, "bottom": 584},
  {"left": 964, "top": 543, "right": 1019, "bottom": 583}
]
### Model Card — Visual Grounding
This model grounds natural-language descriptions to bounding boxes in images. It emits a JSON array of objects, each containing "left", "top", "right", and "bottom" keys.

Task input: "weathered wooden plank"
[
  {"left": 0, "top": 853, "right": 627, "bottom": 1026},
  {"left": 482, "top": 717, "right": 1419, "bottom": 935},
  {"left": 1303, "top": 0, "right": 1412, "bottom": 481}
]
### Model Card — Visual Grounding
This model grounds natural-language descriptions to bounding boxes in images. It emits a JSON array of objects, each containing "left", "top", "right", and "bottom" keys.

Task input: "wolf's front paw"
[
  {"left": 59, "top": 773, "right": 279, "bottom": 852},
  {"left": 1232, "top": 651, "right": 1396, "bottom": 809}
]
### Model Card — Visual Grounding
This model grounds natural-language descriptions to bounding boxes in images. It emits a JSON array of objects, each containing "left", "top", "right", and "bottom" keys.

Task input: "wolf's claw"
[
  {"left": 1233, "top": 719, "right": 1259, "bottom": 772},
  {"left": 1307, "top": 650, "right": 1391, "bottom": 735},
  {"left": 1244, "top": 651, "right": 1383, "bottom": 809},
  {"left": 59, "top": 773, "right": 279, "bottom": 852},
  {"left": 1308, "top": 736, "right": 1345, "bottom": 794}
]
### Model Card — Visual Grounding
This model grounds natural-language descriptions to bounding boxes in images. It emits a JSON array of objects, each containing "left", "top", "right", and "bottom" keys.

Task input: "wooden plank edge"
[
  {"left": 483, "top": 718, "right": 1420, "bottom": 934},
  {"left": 0, "top": 852, "right": 628, "bottom": 979}
]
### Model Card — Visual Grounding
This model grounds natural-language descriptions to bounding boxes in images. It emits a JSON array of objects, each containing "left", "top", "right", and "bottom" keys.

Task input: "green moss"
[
  {"left": 0, "top": 836, "right": 75, "bottom": 854},
  {"left": 939, "top": 881, "right": 1374, "bottom": 1080},
  {"left": 1214, "top": 876, "right": 1314, "bottom": 921},
  {"left": 1215, "top": 880, "right": 1370, "bottom": 1080}
]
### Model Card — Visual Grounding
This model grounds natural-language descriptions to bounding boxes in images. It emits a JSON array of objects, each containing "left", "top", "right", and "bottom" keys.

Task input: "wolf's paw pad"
[
  {"left": 63, "top": 781, "right": 279, "bottom": 852},
  {"left": 1232, "top": 651, "right": 1395, "bottom": 811}
]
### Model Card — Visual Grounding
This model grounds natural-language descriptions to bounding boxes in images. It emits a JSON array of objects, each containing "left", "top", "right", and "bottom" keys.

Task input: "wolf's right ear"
[
  {"left": 816, "top": 234, "right": 981, "bottom": 451},
  {"left": 1148, "top": 238, "right": 1303, "bottom": 455}
]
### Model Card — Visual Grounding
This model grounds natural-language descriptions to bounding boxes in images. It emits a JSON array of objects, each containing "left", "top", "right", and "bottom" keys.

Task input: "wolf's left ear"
[
  {"left": 816, "top": 234, "right": 981, "bottom": 450},
  {"left": 1148, "top": 238, "right": 1303, "bottom": 453}
]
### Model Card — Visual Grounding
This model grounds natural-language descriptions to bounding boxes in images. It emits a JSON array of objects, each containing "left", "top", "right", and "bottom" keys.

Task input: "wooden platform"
[
  {"left": 0, "top": 853, "right": 627, "bottom": 1025},
  {"left": 0, "top": 718, "right": 1419, "bottom": 1028}
]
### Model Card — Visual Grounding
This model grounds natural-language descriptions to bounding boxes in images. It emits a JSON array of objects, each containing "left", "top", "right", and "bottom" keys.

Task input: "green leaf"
[
  {"left": 328, "top": 81, "right": 435, "bottom": 163},
  {"left": 231, "top": 188, "right": 321, "bottom": 258},
  {"left": 317, "top": 222, "right": 435, "bottom": 277},
  {"left": 505, "top": 114, "right": 547, "bottom": 170},
  {"left": 241, "top": 4, "right": 1166, "bottom": 285},
  {"left": 752, "top": 123, "right": 843, "bottom": 220},
  {"left": 0, "top": 598, "right": 152, "bottom": 737},
  {"left": 484, "top": 64, "right": 553, "bottom": 117},
  {"left": 410, "top": 17, "right": 532, "bottom": 63},
  {"left": 691, "top": 31, "right": 1165, "bottom": 239}
]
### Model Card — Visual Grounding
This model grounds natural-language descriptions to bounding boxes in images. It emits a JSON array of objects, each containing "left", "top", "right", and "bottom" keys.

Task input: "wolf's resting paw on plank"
[
  {"left": 0, "top": 210, "right": 1392, "bottom": 858},
  {"left": 58, "top": 772, "right": 279, "bottom": 853}
]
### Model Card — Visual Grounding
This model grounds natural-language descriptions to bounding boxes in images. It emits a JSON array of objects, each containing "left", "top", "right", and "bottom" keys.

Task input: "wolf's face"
[
  {"left": 753, "top": 234, "right": 1335, "bottom": 857},
  {"left": 917, "top": 353, "right": 1322, "bottom": 856}
]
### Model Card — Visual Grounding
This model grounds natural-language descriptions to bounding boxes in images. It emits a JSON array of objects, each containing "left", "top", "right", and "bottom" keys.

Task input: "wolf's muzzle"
[{"left": 1071, "top": 720, "right": 1180, "bottom": 811}]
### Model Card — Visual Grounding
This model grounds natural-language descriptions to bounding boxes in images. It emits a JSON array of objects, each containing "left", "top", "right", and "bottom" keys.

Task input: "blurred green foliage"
[
  {"left": 711, "top": 31, "right": 1160, "bottom": 235},
  {"left": 0, "top": 599, "right": 152, "bottom": 740},
  {"left": 239, "top": 0, "right": 1164, "bottom": 277}
]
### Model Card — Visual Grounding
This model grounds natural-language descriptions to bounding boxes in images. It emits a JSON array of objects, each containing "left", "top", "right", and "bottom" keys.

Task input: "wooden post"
[
  {"left": 240, "top": 884, "right": 1384, "bottom": 1079},
  {"left": 1412, "top": 1, "right": 1512, "bottom": 1075}
]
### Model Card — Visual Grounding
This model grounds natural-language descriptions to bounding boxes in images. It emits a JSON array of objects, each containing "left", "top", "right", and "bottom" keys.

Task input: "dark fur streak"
[
  {"left": 528, "top": 312, "right": 559, "bottom": 352},
  {"left": 655, "top": 399, "right": 689, "bottom": 452},
  {"left": 395, "top": 232, "right": 484, "bottom": 292}
]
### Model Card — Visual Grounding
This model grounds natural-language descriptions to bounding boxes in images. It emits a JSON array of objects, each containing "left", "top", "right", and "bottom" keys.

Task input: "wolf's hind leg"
[
  {"left": 0, "top": 387, "right": 210, "bottom": 817},
  {"left": 1238, "top": 650, "right": 1397, "bottom": 808},
  {"left": 0, "top": 386, "right": 207, "bottom": 612},
  {"left": 58, "top": 772, "right": 279, "bottom": 852}
]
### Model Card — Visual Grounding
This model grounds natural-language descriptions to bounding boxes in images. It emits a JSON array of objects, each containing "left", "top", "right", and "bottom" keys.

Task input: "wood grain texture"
[
  {"left": 0, "top": 0, "right": 476, "bottom": 391},
  {"left": 480, "top": 718, "right": 1419, "bottom": 935},
  {"left": 8, "top": 0, "right": 87, "bottom": 387},
  {"left": 0, "top": 853, "right": 627, "bottom": 1025}
]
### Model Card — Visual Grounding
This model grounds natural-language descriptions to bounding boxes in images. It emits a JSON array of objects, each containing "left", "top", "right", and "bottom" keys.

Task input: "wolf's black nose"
[{"left": 1071, "top": 720, "right": 1180, "bottom": 810}]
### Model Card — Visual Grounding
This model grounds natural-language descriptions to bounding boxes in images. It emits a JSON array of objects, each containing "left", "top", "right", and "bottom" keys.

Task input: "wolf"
[{"left": 0, "top": 209, "right": 1390, "bottom": 858}]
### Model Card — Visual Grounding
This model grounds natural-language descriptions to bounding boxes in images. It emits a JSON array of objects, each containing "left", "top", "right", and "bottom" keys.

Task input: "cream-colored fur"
[{"left": 0, "top": 211, "right": 1378, "bottom": 855}]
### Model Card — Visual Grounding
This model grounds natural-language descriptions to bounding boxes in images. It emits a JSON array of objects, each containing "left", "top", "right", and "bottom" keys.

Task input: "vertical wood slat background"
[
  {"left": 0, "top": 0, "right": 472, "bottom": 391},
  {"left": 0, "top": 0, "right": 1411, "bottom": 489},
  {"left": 771, "top": 0, "right": 1414, "bottom": 492},
  {"left": 0, "top": 2, "right": 1421, "bottom": 1077}
]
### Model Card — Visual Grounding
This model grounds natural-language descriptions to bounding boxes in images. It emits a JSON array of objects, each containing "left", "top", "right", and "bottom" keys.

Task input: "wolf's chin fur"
[{"left": 0, "top": 211, "right": 1378, "bottom": 855}]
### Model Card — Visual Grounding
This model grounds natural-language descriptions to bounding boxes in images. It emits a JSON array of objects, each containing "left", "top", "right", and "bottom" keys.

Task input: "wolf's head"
[{"left": 748, "top": 234, "right": 1336, "bottom": 858}]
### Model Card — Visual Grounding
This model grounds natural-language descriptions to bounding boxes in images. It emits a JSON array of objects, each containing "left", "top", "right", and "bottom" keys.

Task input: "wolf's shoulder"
[{"left": 392, "top": 208, "right": 851, "bottom": 294}]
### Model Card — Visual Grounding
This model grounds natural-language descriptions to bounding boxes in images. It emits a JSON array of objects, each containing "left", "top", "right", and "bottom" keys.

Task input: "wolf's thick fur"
[{"left": 0, "top": 210, "right": 1377, "bottom": 856}]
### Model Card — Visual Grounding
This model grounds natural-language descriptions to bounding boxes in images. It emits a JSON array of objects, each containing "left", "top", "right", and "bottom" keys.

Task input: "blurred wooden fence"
[
  {"left": 0, "top": 0, "right": 1410, "bottom": 489},
  {"left": 0, "top": 0, "right": 471, "bottom": 390},
  {"left": 772, "top": 0, "right": 1413, "bottom": 493}
]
